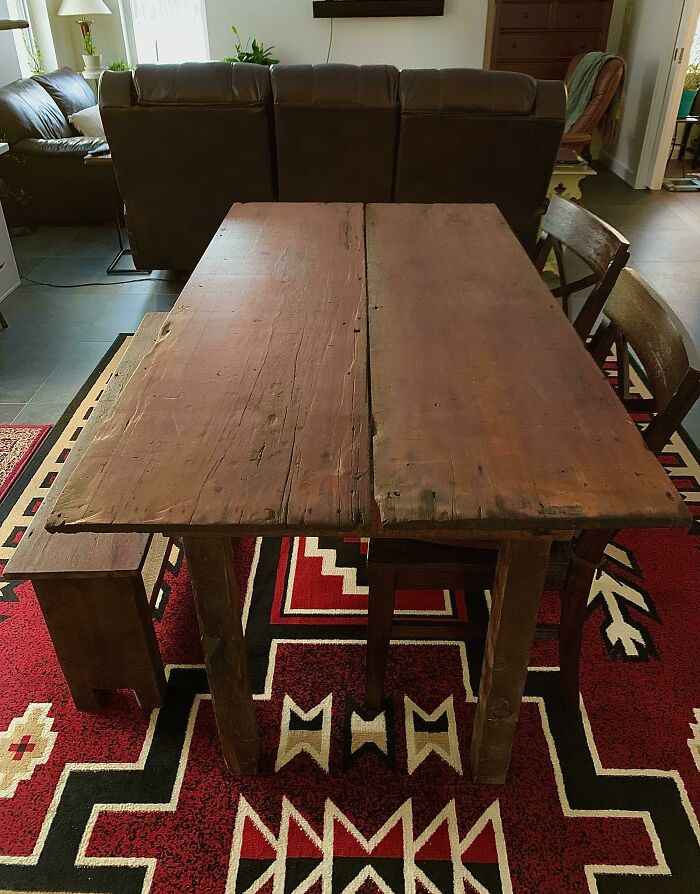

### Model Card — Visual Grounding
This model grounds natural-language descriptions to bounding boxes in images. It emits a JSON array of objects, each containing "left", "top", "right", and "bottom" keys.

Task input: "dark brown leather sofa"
[
  {"left": 0, "top": 67, "right": 117, "bottom": 225},
  {"left": 100, "top": 62, "right": 566, "bottom": 272}
]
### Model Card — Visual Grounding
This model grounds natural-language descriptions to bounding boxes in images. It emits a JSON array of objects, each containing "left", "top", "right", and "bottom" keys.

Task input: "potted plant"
[
  {"left": 82, "top": 32, "right": 102, "bottom": 74},
  {"left": 223, "top": 25, "right": 279, "bottom": 66},
  {"left": 679, "top": 64, "right": 700, "bottom": 118},
  {"left": 108, "top": 59, "right": 130, "bottom": 72}
]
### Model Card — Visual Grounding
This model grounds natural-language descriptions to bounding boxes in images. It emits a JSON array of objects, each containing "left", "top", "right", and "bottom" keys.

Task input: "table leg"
[
  {"left": 470, "top": 537, "right": 553, "bottom": 784},
  {"left": 184, "top": 536, "right": 260, "bottom": 775}
]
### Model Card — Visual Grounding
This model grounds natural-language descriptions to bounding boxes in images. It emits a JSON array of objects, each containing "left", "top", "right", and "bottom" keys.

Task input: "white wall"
[
  {"left": 204, "top": 0, "right": 489, "bottom": 69},
  {"left": 46, "top": 0, "right": 490, "bottom": 71},
  {"left": 0, "top": 0, "right": 23, "bottom": 86},
  {"left": 601, "top": 0, "right": 686, "bottom": 185}
]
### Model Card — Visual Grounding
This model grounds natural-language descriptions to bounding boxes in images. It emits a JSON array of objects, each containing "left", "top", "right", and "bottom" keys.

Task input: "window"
[
  {"left": 119, "top": 0, "right": 209, "bottom": 64},
  {"left": 7, "top": 0, "right": 37, "bottom": 77}
]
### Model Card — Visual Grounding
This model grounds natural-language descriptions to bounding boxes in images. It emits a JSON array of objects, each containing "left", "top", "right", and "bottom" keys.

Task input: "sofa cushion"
[
  {"left": 395, "top": 70, "right": 566, "bottom": 252},
  {"left": 68, "top": 105, "right": 106, "bottom": 139},
  {"left": 400, "top": 68, "right": 537, "bottom": 115},
  {"left": 33, "top": 67, "right": 96, "bottom": 118},
  {"left": 0, "top": 77, "right": 71, "bottom": 145},
  {"left": 272, "top": 64, "right": 399, "bottom": 203},
  {"left": 13, "top": 136, "right": 109, "bottom": 158},
  {"left": 133, "top": 61, "right": 271, "bottom": 105},
  {"left": 100, "top": 65, "right": 276, "bottom": 271}
]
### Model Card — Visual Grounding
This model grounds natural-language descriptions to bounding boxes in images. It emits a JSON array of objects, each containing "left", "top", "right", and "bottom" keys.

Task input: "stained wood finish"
[
  {"left": 5, "top": 314, "right": 165, "bottom": 580},
  {"left": 484, "top": 0, "right": 614, "bottom": 81},
  {"left": 470, "top": 537, "right": 553, "bottom": 784},
  {"left": 366, "top": 204, "right": 690, "bottom": 535},
  {"left": 532, "top": 195, "right": 630, "bottom": 340},
  {"left": 33, "top": 575, "right": 166, "bottom": 712},
  {"left": 46, "top": 204, "right": 370, "bottom": 538},
  {"left": 184, "top": 536, "right": 259, "bottom": 774},
  {"left": 589, "top": 267, "right": 700, "bottom": 455}
]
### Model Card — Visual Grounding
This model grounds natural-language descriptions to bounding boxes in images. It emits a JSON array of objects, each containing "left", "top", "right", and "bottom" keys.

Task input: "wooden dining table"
[{"left": 45, "top": 202, "right": 691, "bottom": 784}]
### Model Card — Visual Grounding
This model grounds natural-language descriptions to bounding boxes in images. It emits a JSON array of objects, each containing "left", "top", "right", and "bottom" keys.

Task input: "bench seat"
[{"left": 4, "top": 313, "right": 170, "bottom": 711}]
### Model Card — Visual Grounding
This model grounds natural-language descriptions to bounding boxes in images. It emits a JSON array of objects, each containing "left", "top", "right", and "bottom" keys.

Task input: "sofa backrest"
[
  {"left": 0, "top": 76, "right": 72, "bottom": 145},
  {"left": 33, "top": 67, "right": 96, "bottom": 118},
  {"left": 272, "top": 64, "right": 399, "bottom": 202},
  {"left": 395, "top": 68, "right": 566, "bottom": 251},
  {"left": 100, "top": 62, "right": 276, "bottom": 271},
  {"left": 100, "top": 63, "right": 565, "bottom": 270}
]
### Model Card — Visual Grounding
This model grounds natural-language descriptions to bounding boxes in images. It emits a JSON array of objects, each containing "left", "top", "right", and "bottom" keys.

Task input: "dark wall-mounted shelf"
[{"left": 313, "top": 0, "right": 444, "bottom": 18}]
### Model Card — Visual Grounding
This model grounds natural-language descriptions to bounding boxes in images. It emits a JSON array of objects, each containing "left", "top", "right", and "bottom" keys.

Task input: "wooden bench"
[{"left": 4, "top": 313, "right": 171, "bottom": 711}]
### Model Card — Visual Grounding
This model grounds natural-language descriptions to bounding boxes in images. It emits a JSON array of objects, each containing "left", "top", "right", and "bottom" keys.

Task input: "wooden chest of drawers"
[{"left": 485, "top": 0, "right": 615, "bottom": 81}]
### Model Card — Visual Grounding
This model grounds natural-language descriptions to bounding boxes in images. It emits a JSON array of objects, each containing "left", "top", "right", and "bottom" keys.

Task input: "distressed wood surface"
[
  {"left": 46, "top": 204, "right": 371, "bottom": 536},
  {"left": 5, "top": 314, "right": 165, "bottom": 579},
  {"left": 470, "top": 537, "right": 553, "bottom": 784},
  {"left": 366, "top": 203, "right": 690, "bottom": 534},
  {"left": 184, "top": 536, "right": 259, "bottom": 774}
]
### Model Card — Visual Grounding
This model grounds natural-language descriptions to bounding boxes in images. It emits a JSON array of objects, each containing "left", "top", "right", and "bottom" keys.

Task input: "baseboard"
[{"left": 596, "top": 149, "right": 640, "bottom": 188}]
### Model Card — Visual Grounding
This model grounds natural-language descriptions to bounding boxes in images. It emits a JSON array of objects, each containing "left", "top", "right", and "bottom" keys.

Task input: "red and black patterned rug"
[
  {"left": 0, "top": 425, "right": 50, "bottom": 503},
  {"left": 0, "top": 338, "right": 699, "bottom": 893}
]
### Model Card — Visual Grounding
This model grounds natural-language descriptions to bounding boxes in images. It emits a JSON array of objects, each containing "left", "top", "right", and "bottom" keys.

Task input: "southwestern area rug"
[
  {"left": 0, "top": 425, "right": 50, "bottom": 503},
  {"left": 0, "top": 339, "right": 698, "bottom": 893}
]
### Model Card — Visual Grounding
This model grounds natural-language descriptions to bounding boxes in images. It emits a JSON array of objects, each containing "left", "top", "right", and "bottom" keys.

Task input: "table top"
[
  {"left": 48, "top": 203, "right": 371, "bottom": 536},
  {"left": 46, "top": 202, "right": 690, "bottom": 538},
  {"left": 367, "top": 204, "right": 688, "bottom": 533}
]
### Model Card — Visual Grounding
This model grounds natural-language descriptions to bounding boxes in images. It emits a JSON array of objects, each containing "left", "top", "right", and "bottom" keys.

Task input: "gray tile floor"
[
  {"left": 0, "top": 168, "right": 699, "bottom": 446},
  {"left": 0, "top": 225, "right": 184, "bottom": 424}
]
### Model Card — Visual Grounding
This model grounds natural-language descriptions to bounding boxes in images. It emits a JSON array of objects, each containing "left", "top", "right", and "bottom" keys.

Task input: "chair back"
[
  {"left": 562, "top": 54, "right": 625, "bottom": 153},
  {"left": 394, "top": 68, "right": 566, "bottom": 252},
  {"left": 271, "top": 64, "right": 399, "bottom": 202},
  {"left": 100, "top": 63, "right": 276, "bottom": 271},
  {"left": 589, "top": 267, "right": 700, "bottom": 455},
  {"left": 533, "top": 195, "right": 630, "bottom": 340}
]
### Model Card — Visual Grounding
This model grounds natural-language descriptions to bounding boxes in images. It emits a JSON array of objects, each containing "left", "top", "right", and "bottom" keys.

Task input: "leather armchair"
[
  {"left": 562, "top": 54, "right": 625, "bottom": 156},
  {"left": 0, "top": 68, "right": 117, "bottom": 225}
]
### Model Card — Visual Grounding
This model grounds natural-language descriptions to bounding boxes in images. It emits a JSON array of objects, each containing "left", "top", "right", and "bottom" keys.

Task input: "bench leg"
[
  {"left": 365, "top": 565, "right": 397, "bottom": 715},
  {"left": 184, "top": 536, "right": 260, "bottom": 775},
  {"left": 33, "top": 576, "right": 166, "bottom": 713},
  {"left": 470, "top": 538, "right": 552, "bottom": 784}
]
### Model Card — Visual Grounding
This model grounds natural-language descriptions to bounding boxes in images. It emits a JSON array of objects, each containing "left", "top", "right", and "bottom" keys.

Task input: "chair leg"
[
  {"left": 558, "top": 530, "right": 613, "bottom": 712},
  {"left": 365, "top": 565, "right": 397, "bottom": 714}
]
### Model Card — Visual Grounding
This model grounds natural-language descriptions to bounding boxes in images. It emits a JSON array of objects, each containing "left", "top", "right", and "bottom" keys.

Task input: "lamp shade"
[{"left": 57, "top": 0, "right": 111, "bottom": 15}]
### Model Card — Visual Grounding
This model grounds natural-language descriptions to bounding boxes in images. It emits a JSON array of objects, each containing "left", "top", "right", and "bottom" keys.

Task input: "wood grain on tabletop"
[
  {"left": 4, "top": 313, "right": 165, "bottom": 579},
  {"left": 366, "top": 203, "right": 690, "bottom": 534},
  {"left": 46, "top": 203, "right": 371, "bottom": 536}
]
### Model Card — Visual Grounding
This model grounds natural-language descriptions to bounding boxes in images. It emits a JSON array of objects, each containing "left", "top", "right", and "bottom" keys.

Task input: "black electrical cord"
[{"left": 21, "top": 275, "right": 180, "bottom": 289}]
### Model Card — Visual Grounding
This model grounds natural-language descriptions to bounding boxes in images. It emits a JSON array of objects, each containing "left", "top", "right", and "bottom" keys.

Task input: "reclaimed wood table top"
[{"left": 46, "top": 202, "right": 690, "bottom": 539}]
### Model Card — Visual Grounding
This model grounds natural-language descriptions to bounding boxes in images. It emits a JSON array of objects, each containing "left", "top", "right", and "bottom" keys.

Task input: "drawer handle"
[
  {"left": 523, "top": 11, "right": 529, "bottom": 17},
  {"left": 512, "top": 42, "right": 518, "bottom": 48}
]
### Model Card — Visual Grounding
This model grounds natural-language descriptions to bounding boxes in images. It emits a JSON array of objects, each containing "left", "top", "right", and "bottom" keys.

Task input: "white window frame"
[{"left": 117, "top": 0, "right": 210, "bottom": 66}]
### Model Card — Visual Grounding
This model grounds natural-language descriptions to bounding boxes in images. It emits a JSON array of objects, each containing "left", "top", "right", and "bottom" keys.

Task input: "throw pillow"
[{"left": 68, "top": 104, "right": 106, "bottom": 140}]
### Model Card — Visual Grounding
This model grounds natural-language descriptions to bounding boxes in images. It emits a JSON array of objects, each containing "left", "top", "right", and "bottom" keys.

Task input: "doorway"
[{"left": 636, "top": 0, "right": 700, "bottom": 190}]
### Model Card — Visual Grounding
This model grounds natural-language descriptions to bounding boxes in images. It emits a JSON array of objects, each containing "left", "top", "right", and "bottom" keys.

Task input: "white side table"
[{"left": 0, "top": 141, "right": 20, "bottom": 329}]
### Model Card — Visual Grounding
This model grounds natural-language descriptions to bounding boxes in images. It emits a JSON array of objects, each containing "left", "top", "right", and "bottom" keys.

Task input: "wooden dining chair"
[
  {"left": 532, "top": 195, "right": 630, "bottom": 341},
  {"left": 366, "top": 267, "right": 700, "bottom": 715}
]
